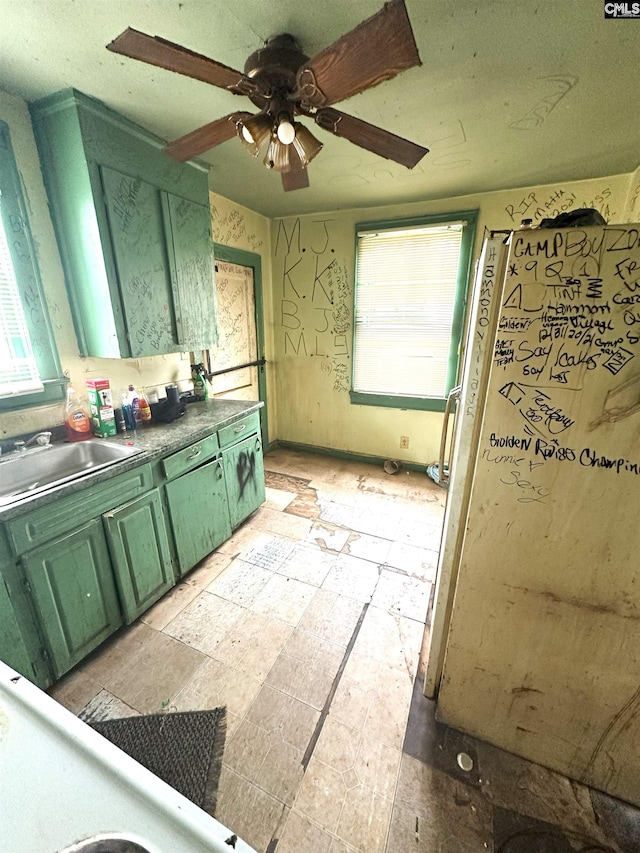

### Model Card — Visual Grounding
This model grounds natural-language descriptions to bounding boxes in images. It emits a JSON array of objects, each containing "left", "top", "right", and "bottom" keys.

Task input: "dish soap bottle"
[
  {"left": 127, "top": 384, "right": 142, "bottom": 426},
  {"left": 65, "top": 386, "right": 92, "bottom": 442},
  {"left": 192, "top": 363, "right": 209, "bottom": 402}
]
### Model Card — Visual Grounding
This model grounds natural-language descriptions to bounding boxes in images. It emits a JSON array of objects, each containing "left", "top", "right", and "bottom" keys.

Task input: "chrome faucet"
[{"left": 13, "top": 431, "right": 52, "bottom": 453}]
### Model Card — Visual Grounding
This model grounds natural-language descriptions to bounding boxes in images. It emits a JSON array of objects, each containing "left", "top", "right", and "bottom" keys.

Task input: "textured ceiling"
[{"left": 0, "top": 0, "right": 638, "bottom": 218}]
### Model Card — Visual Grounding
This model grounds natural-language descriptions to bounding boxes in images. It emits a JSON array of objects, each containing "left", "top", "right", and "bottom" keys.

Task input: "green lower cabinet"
[
  {"left": 165, "top": 458, "right": 231, "bottom": 577},
  {"left": 21, "top": 519, "right": 122, "bottom": 679},
  {"left": 222, "top": 434, "right": 266, "bottom": 530},
  {"left": 103, "top": 489, "right": 175, "bottom": 623},
  {"left": 0, "top": 575, "right": 41, "bottom": 682}
]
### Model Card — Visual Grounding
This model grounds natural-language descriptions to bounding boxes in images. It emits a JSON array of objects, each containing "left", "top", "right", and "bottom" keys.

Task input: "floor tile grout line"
[
  {"left": 300, "top": 600, "right": 370, "bottom": 772},
  {"left": 263, "top": 600, "right": 370, "bottom": 853}
]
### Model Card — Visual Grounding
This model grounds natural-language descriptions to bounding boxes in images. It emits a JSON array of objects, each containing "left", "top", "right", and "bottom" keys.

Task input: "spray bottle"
[{"left": 191, "top": 363, "right": 209, "bottom": 402}]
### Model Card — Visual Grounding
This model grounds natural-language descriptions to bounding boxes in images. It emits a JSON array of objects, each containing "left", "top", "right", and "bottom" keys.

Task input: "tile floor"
[{"left": 50, "top": 447, "right": 639, "bottom": 853}]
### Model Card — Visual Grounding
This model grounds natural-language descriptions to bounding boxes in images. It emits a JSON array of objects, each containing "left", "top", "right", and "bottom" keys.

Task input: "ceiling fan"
[{"left": 106, "top": 0, "right": 429, "bottom": 191}]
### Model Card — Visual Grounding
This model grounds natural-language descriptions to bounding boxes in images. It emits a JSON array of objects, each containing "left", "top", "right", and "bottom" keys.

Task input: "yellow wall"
[{"left": 270, "top": 174, "right": 631, "bottom": 464}]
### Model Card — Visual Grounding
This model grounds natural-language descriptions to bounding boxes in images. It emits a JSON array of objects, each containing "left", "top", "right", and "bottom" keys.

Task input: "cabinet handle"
[
  {"left": 255, "top": 439, "right": 262, "bottom": 452},
  {"left": 187, "top": 448, "right": 202, "bottom": 460},
  {"left": 234, "top": 424, "right": 247, "bottom": 434},
  {"left": 215, "top": 461, "right": 223, "bottom": 480}
]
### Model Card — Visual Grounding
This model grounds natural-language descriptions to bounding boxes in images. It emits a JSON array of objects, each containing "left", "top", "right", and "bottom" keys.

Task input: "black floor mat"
[{"left": 91, "top": 707, "right": 226, "bottom": 816}]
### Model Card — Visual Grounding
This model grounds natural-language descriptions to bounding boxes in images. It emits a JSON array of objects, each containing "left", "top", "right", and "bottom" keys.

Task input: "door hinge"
[{"left": 23, "top": 577, "right": 32, "bottom": 595}]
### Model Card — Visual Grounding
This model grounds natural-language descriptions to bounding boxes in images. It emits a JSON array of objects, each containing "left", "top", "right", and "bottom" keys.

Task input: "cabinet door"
[
  {"left": 22, "top": 520, "right": 122, "bottom": 679},
  {"left": 103, "top": 490, "right": 175, "bottom": 623},
  {"left": 222, "top": 434, "right": 266, "bottom": 530},
  {"left": 0, "top": 575, "right": 41, "bottom": 683},
  {"left": 100, "top": 166, "right": 177, "bottom": 357},
  {"left": 165, "top": 458, "right": 231, "bottom": 577},
  {"left": 162, "top": 192, "right": 218, "bottom": 350}
]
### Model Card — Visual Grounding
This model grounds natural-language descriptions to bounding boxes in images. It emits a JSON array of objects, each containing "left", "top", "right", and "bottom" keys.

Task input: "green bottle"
[{"left": 192, "top": 363, "right": 209, "bottom": 401}]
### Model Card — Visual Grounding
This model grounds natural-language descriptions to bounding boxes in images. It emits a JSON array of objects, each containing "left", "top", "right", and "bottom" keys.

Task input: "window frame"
[
  {"left": 0, "top": 119, "right": 65, "bottom": 412},
  {"left": 350, "top": 209, "right": 478, "bottom": 412}
]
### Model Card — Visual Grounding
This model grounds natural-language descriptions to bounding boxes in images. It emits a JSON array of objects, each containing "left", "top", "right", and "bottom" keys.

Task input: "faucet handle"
[{"left": 35, "top": 432, "right": 52, "bottom": 447}]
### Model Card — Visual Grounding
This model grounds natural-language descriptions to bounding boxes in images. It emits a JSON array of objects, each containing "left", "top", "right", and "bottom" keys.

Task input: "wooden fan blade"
[
  {"left": 315, "top": 107, "right": 428, "bottom": 168},
  {"left": 281, "top": 148, "right": 310, "bottom": 191},
  {"left": 295, "top": 0, "right": 421, "bottom": 108},
  {"left": 165, "top": 113, "right": 242, "bottom": 162},
  {"left": 107, "top": 28, "right": 248, "bottom": 91}
]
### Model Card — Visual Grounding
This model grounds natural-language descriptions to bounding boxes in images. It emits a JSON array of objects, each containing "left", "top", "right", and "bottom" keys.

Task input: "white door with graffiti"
[{"left": 208, "top": 261, "right": 259, "bottom": 400}]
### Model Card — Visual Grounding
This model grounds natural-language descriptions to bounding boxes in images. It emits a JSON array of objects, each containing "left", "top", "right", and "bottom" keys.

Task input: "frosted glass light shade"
[
  {"left": 264, "top": 135, "right": 292, "bottom": 172},
  {"left": 237, "top": 113, "right": 271, "bottom": 156},
  {"left": 292, "top": 124, "right": 323, "bottom": 166}
]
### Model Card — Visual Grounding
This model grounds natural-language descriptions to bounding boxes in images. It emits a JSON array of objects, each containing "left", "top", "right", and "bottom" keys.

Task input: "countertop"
[{"left": 0, "top": 399, "right": 262, "bottom": 521}]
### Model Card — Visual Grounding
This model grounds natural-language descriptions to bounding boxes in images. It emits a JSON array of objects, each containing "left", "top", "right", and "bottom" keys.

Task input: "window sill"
[
  {"left": 0, "top": 377, "right": 68, "bottom": 412},
  {"left": 349, "top": 391, "right": 447, "bottom": 412}
]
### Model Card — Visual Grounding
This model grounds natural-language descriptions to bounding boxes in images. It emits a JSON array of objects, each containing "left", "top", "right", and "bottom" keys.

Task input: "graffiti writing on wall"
[{"left": 275, "top": 218, "right": 352, "bottom": 393}]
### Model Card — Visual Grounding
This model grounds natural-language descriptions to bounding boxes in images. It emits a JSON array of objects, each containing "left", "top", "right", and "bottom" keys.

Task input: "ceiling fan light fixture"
[
  {"left": 237, "top": 112, "right": 272, "bottom": 155},
  {"left": 276, "top": 112, "right": 296, "bottom": 145},
  {"left": 292, "top": 123, "right": 323, "bottom": 167},
  {"left": 264, "top": 134, "right": 292, "bottom": 172}
]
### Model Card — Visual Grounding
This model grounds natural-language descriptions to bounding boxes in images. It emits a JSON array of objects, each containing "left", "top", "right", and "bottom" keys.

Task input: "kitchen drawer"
[
  {"left": 6, "top": 464, "right": 153, "bottom": 557},
  {"left": 217, "top": 412, "right": 260, "bottom": 450},
  {"left": 161, "top": 432, "right": 219, "bottom": 481}
]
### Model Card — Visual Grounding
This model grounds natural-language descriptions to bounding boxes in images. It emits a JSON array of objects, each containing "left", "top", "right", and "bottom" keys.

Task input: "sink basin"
[{"left": 0, "top": 440, "right": 141, "bottom": 506}]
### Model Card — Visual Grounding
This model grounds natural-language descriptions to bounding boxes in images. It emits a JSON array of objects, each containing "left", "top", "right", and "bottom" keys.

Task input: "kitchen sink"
[{"left": 0, "top": 440, "right": 141, "bottom": 506}]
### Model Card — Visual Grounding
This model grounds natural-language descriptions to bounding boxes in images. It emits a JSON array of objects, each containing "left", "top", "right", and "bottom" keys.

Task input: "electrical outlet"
[{"left": 400, "top": 436, "right": 409, "bottom": 449}]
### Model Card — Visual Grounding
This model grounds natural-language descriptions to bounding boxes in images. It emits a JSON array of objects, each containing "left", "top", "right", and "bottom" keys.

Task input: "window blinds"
[
  {"left": 354, "top": 222, "right": 464, "bottom": 399},
  {"left": 0, "top": 196, "right": 43, "bottom": 397}
]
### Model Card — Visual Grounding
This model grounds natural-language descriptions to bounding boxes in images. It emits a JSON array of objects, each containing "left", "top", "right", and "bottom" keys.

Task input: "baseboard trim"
[{"left": 267, "top": 439, "right": 428, "bottom": 474}]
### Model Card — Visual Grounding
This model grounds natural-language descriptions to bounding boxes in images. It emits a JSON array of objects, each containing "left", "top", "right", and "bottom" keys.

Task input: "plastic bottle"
[
  {"left": 64, "top": 386, "right": 92, "bottom": 442},
  {"left": 121, "top": 391, "right": 136, "bottom": 432},
  {"left": 138, "top": 388, "right": 152, "bottom": 424},
  {"left": 128, "top": 384, "right": 142, "bottom": 426},
  {"left": 192, "top": 364, "right": 209, "bottom": 402}
]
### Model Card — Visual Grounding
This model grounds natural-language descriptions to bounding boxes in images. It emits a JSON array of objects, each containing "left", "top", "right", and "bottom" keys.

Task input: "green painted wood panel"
[
  {"left": 161, "top": 432, "right": 219, "bottom": 481},
  {"left": 103, "top": 489, "right": 174, "bottom": 624},
  {"left": 0, "top": 528, "right": 51, "bottom": 687},
  {"left": 218, "top": 412, "right": 261, "bottom": 450},
  {"left": 7, "top": 464, "right": 153, "bottom": 557},
  {"left": 30, "top": 96, "right": 127, "bottom": 357},
  {"left": 22, "top": 519, "right": 122, "bottom": 678},
  {"left": 222, "top": 434, "right": 266, "bottom": 530},
  {"left": 162, "top": 192, "right": 218, "bottom": 350},
  {"left": 0, "top": 575, "right": 38, "bottom": 681},
  {"left": 165, "top": 458, "right": 231, "bottom": 577},
  {"left": 30, "top": 89, "right": 215, "bottom": 359},
  {"left": 101, "top": 166, "right": 176, "bottom": 357}
]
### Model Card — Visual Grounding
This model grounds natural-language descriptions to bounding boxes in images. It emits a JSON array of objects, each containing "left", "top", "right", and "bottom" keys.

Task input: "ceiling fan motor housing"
[{"left": 243, "top": 34, "right": 308, "bottom": 109}]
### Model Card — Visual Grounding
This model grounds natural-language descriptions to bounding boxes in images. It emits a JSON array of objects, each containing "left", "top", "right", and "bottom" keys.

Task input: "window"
[
  {"left": 351, "top": 210, "right": 478, "bottom": 412},
  {"left": 0, "top": 120, "right": 65, "bottom": 410}
]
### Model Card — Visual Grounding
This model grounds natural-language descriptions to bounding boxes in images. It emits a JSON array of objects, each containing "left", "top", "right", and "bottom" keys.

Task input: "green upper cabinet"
[
  {"left": 29, "top": 89, "right": 218, "bottom": 358},
  {"left": 100, "top": 167, "right": 176, "bottom": 356},
  {"left": 162, "top": 192, "right": 218, "bottom": 350}
]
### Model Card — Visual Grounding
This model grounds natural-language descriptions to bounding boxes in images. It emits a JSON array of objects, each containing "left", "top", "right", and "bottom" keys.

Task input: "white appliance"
[
  {"left": 425, "top": 222, "right": 640, "bottom": 807},
  {"left": 0, "top": 661, "right": 255, "bottom": 853}
]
